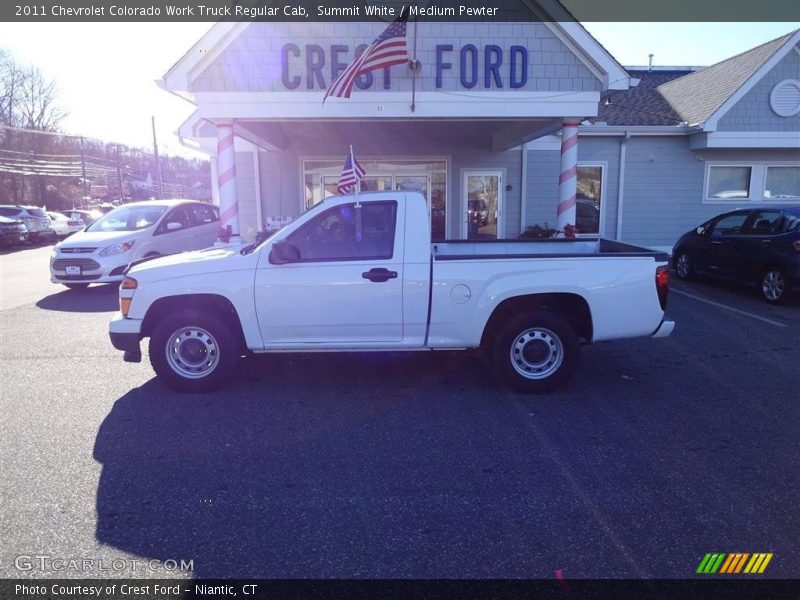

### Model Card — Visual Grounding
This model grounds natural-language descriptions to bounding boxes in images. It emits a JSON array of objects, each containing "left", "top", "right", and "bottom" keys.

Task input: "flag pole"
[
  {"left": 410, "top": 5, "right": 418, "bottom": 113},
  {"left": 350, "top": 145, "right": 361, "bottom": 207}
]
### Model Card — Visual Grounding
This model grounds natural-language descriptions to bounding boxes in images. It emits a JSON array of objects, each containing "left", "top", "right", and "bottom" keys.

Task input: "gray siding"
[
  {"left": 234, "top": 151, "right": 259, "bottom": 241},
  {"left": 192, "top": 22, "right": 602, "bottom": 94},
  {"left": 717, "top": 50, "right": 800, "bottom": 132}
]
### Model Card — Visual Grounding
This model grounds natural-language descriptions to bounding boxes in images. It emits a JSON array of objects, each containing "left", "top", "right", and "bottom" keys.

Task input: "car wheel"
[
  {"left": 761, "top": 267, "right": 787, "bottom": 304},
  {"left": 674, "top": 251, "right": 693, "bottom": 280},
  {"left": 63, "top": 283, "right": 89, "bottom": 290},
  {"left": 149, "top": 309, "right": 240, "bottom": 393},
  {"left": 490, "top": 311, "right": 580, "bottom": 394}
]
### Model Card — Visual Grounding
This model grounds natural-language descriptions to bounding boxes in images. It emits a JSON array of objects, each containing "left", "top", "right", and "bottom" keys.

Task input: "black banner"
[
  {"left": 2, "top": 579, "right": 800, "bottom": 600},
  {"left": 1, "top": 0, "right": 799, "bottom": 22}
]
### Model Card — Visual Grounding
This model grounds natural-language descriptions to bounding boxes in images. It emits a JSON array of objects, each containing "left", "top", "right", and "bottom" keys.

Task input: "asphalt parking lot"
[{"left": 1, "top": 242, "right": 798, "bottom": 580}]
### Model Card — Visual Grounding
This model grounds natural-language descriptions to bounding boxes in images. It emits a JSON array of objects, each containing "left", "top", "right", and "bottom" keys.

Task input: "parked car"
[
  {"left": 0, "top": 205, "right": 55, "bottom": 242},
  {"left": 109, "top": 191, "right": 673, "bottom": 393},
  {"left": 672, "top": 205, "right": 800, "bottom": 304},
  {"left": 61, "top": 209, "right": 101, "bottom": 226},
  {"left": 50, "top": 199, "right": 220, "bottom": 289},
  {"left": 0, "top": 215, "right": 28, "bottom": 246},
  {"left": 47, "top": 211, "right": 84, "bottom": 237}
]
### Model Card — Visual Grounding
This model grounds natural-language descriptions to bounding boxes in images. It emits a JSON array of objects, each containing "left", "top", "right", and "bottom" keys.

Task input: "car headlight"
[{"left": 100, "top": 240, "right": 135, "bottom": 257}]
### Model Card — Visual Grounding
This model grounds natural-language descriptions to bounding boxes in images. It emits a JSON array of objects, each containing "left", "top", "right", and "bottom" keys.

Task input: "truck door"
[{"left": 254, "top": 199, "right": 405, "bottom": 345}]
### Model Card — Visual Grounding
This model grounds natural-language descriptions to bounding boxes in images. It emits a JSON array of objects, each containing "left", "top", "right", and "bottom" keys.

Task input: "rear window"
[
  {"left": 24, "top": 207, "right": 47, "bottom": 217},
  {"left": 0, "top": 207, "right": 21, "bottom": 217}
]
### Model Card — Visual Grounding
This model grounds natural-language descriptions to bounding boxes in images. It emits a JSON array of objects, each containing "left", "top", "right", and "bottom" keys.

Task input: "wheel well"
[
  {"left": 141, "top": 294, "right": 246, "bottom": 349},
  {"left": 480, "top": 293, "right": 593, "bottom": 346}
]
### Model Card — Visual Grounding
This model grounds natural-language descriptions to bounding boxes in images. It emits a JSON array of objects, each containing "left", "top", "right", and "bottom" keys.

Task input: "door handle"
[{"left": 362, "top": 267, "right": 398, "bottom": 283}]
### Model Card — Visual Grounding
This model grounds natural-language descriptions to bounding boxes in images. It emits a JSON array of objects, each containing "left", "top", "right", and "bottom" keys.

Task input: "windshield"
[{"left": 87, "top": 205, "right": 167, "bottom": 232}]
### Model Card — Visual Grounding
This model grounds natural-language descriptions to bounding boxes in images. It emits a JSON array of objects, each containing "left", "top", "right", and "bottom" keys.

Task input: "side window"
[
  {"left": 779, "top": 212, "right": 800, "bottom": 234},
  {"left": 710, "top": 213, "right": 749, "bottom": 237},
  {"left": 287, "top": 201, "right": 397, "bottom": 261},
  {"left": 190, "top": 204, "right": 218, "bottom": 225},
  {"left": 158, "top": 206, "right": 192, "bottom": 233},
  {"left": 744, "top": 210, "right": 783, "bottom": 235}
]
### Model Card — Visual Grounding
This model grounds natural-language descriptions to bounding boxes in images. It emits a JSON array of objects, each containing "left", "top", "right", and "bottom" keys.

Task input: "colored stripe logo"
[{"left": 697, "top": 552, "right": 773, "bottom": 574}]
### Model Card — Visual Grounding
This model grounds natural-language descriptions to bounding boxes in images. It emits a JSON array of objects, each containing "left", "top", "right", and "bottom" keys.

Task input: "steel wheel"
[
  {"left": 509, "top": 327, "right": 564, "bottom": 380},
  {"left": 165, "top": 326, "right": 220, "bottom": 379}
]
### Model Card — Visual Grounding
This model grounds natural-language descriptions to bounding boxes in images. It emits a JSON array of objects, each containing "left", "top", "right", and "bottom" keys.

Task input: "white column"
[
  {"left": 216, "top": 122, "right": 240, "bottom": 239},
  {"left": 557, "top": 119, "right": 580, "bottom": 232}
]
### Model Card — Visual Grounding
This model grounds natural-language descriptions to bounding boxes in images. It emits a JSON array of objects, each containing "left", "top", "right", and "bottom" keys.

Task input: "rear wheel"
[
  {"left": 490, "top": 311, "right": 580, "bottom": 394},
  {"left": 149, "top": 309, "right": 241, "bottom": 392},
  {"left": 674, "top": 251, "right": 693, "bottom": 280},
  {"left": 63, "top": 283, "right": 89, "bottom": 290},
  {"left": 761, "top": 267, "right": 788, "bottom": 304}
]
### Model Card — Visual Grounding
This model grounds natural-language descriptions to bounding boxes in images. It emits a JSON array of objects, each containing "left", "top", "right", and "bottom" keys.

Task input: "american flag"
[
  {"left": 324, "top": 11, "right": 408, "bottom": 102},
  {"left": 337, "top": 149, "right": 366, "bottom": 194}
]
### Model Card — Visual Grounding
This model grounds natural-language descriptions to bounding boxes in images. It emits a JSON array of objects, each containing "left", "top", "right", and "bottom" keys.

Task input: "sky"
[{"left": 0, "top": 21, "right": 796, "bottom": 159}]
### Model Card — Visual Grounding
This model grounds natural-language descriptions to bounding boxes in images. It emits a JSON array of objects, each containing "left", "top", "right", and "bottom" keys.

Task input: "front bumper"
[
  {"left": 109, "top": 312, "right": 143, "bottom": 362},
  {"left": 0, "top": 230, "right": 28, "bottom": 245},
  {"left": 50, "top": 254, "right": 130, "bottom": 284}
]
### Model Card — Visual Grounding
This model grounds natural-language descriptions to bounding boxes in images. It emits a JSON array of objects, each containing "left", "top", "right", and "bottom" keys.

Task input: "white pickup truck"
[{"left": 109, "top": 191, "right": 674, "bottom": 393}]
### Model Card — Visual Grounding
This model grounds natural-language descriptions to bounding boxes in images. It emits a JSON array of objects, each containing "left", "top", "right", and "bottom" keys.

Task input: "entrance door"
[{"left": 462, "top": 172, "right": 502, "bottom": 240}]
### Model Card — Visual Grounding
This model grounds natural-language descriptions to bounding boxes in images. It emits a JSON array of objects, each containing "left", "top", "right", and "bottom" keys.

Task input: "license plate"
[
  {"left": 19, "top": 234, "right": 25, "bottom": 241},
  {"left": 65, "top": 266, "right": 81, "bottom": 276}
]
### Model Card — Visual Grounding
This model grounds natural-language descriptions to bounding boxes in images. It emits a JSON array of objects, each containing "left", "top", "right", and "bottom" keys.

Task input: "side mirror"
[
  {"left": 166, "top": 222, "right": 183, "bottom": 231},
  {"left": 269, "top": 240, "right": 300, "bottom": 264},
  {"left": 696, "top": 226, "right": 706, "bottom": 235}
]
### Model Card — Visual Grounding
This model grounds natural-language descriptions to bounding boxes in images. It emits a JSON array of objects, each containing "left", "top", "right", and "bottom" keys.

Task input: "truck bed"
[{"left": 433, "top": 238, "right": 669, "bottom": 262}]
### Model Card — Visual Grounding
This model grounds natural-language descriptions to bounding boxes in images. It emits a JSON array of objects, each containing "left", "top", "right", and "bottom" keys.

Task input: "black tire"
[
  {"left": 760, "top": 267, "right": 788, "bottom": 305},
  {"left": 149, "top": 309, "right": 241, "bottom": 392},
  {"left": 64, "top": 283, "right": 89, "bottom": 290},
  {"left": 673, "top": 250, "right": 693, "bottom": 280},
  {"left": 490, "top": 311, "right": 580, "bottom": 394}
]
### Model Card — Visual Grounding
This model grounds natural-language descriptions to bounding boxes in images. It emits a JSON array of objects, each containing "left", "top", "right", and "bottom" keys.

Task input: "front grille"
[
  {"left": 60, "top": 247, "right": 96, "bottom": 254},
  {"left": 52, "top": 258, "right": 101, "bottom": 270},
  {"left": 54, "top": 274, "right": 100, "bottom": 281}
]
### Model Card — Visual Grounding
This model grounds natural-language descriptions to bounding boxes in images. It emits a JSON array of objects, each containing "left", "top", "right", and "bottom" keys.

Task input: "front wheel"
[
  {"left": 761, "top": 267, "right": 788, "bottom": 304},
  {"left": 149, "top": 310, "right": 241, "bottom": 392},
  {"left": 490, "top": 311, "right": 580, "bottom": 394},
  {"left": 674, "top": 251, "right": 693, "bottom": 280}
]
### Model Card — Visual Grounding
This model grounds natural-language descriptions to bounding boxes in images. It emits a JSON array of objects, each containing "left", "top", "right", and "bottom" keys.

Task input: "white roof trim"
[
  {"left": 703, "top": 31, "right": 800, "bottom": 131},
  {"left": 689, "top": 131, "right": 800, "bottom": 149},
  {"left": 189, "top": 90, "right": 601, "bottom": 119},
  {"left": 161, "top": 21, "right": 248, "bottom": 103}
]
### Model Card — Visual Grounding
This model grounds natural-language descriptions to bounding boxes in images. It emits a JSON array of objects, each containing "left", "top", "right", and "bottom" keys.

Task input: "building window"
[
  {"left": 576, "top": 165, "right": 603, "bottom": 235},
  {"left": 707, "top": 166, "right": 751, "bottom": 200},
  {"left": 764, "top": 166, "right": 800, "bottom": 200}
]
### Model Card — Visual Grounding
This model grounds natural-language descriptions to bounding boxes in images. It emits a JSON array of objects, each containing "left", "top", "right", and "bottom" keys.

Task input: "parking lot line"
[{"left": 671, "top": 288, "right": 787, "bottom": 328}]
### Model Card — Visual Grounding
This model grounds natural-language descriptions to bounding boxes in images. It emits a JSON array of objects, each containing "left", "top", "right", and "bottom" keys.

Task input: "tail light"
[
  {"left": 68, "top": 220, "right": 82, "bottom": 226},
  {"left": 655, "top": 265, "right": 669, "bottom": 311}
]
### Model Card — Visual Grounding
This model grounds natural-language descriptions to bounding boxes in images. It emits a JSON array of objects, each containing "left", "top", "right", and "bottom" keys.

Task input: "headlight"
[{"left": 100, "top": 240, "right": 135, "bottom": 257}]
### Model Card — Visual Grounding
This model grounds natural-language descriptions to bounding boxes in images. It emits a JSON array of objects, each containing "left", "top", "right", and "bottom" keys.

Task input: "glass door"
[{"left": 462, "top": 172, "right": 502, "bottom": 240}]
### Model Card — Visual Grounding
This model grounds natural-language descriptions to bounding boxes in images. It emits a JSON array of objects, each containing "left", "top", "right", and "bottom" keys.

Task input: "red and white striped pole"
[
  {"left": 216, "top": 122, "right": 240, "bottom": 241},
  {"left": 557, "top": 119, "right": 580, "bottom": 233}
]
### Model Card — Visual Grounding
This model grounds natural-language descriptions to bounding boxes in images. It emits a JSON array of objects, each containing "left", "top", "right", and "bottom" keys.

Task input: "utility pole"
[
  {"left": 80, "top": 136, "right": 88, "bottom": 205},
  {"left": 151, "top": 116, "right": 163, "bottom": 199},
  {"left": 115, "top": 144, "right": 124, "bottom": 203}
]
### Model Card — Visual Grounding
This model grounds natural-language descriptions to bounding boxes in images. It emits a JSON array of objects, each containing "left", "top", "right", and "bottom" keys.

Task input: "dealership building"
[{"left": 160, "top": 16, "right": 800, "bottom": 252}]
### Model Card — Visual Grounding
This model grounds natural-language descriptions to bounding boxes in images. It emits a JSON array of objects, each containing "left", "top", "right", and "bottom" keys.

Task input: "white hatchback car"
[
  {"left": 47, "top": 211, "right": 85, "bottom": 237},
  {"left": 50, "top": 199, "right": 219, "bottom": 289}
]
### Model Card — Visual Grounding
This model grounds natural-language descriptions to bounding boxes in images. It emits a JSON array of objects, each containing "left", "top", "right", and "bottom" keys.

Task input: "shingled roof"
[
  {"left": 655, "top": 31, "right": 796, "bottom": 126},
  {"left": 595, "top": 70, "right": 689, "bottom": 126}
]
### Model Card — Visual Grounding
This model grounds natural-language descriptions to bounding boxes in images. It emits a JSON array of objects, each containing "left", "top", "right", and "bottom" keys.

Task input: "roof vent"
[{"left": 769, "top": 79, "right": 800, "bottom": 117}]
